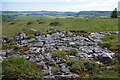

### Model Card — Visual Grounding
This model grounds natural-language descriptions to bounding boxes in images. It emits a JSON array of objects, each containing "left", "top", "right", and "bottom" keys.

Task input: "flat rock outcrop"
[{"left": 0, "top": 29, "right": 119, "bottom": 78}]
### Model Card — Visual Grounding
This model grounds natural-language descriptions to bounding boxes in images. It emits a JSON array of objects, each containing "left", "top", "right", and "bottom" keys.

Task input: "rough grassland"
[
  {"left": 2, "top": 57, "right": 42, "bottom": 79},
  {"left": 2, "top": 18, "right": 118, "bottom": 37}
]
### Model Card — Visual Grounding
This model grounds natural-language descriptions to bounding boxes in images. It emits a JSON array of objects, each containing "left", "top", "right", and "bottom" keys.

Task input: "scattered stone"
[
  {"left": 1, "top": 30, "right": 116, "bottom": 78},
  {"left": 0, "top": 50, "right": 6, "bottom": 56},
  {"left": 30, "top": 29, "right": 37, "bottom": 32},
  {"left": 98, "top": 53, "right": 113, "bottom": 61},
  {"left": 66, "top": 31, "right": 72, "bottom": 35},
  {"left": 0, "top": 56, "right": 3, "bottom": 60}
]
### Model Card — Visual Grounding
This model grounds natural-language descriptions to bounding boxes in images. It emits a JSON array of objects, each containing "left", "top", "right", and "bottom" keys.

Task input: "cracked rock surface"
[{"left": 1, "top": 29, "right": 119, "bottom": 78}]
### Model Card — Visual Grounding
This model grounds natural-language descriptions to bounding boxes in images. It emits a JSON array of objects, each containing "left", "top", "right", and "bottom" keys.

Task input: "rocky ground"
[{"left": 0, "top": 28, "right": 119, "bottom": 78}]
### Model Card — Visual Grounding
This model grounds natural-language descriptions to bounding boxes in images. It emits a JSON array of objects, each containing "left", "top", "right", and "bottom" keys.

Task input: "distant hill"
[
  {"left": 2, "top": 11, "right": 113, "bottom": 21},
  {"left": 2, "top": 11, "right": 112, "bottom": 18},
  {"left": 78, "top": 11, "right": 112, "bottom": 17}
]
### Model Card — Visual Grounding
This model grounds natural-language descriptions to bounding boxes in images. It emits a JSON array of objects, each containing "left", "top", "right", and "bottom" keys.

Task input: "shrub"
[
  {"left": 49, "top": 22, "right": 61, "bottom": 26},
  {"left": 3, "top": 37, "right": 9, "bottom": 41},
  {"left": 72, "top": 45, "right": 78, "bottom": 48},
  {"left": 38, "top": 22, "right": 45, "bottom": 24},
  {"left": 27, "top": 22, "right": 32, "bottom": 25},
  {"left": 9, "top": 22, "right": 15, "bottom": 25},
  {"left": 111, "top": 8, "right": 118, "bottom": 18},
  {"left": 2, "top": 57, "right": 42, "bottom": 79}
]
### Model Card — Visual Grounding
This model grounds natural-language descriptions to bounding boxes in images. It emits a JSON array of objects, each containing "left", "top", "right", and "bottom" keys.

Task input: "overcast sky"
[{"left": 1, "top": 0, "right": 119, "bottom": 11}]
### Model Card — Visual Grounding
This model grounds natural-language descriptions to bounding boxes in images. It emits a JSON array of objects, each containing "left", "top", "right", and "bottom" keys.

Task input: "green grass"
[
  {"left": 98, "top": 33, "right": 119, "bottom": 53},
  {"left": 2, "top": 57, "right": 42, "bottom": 79},
  {"left": 65, "top": 58, "right": 99, "bottom": 78},
  {"left": 52, "top": 49, "right": 78, "bottom": 58},
  {"left": 2, "top": 18, "right": 118, "bottom": 37},
  {"left": 97, "top": 69, "right": 118, "bottom": 78},
  {"left": 14, "top": 15, "right": 55, "bottom": 20},
  {"left": 101, "top": 34, "right": 119, "bottom": 46},
  {"left": 72, "top": 45, "right": 78, "bottom": 48},
  {"left": 97, "top": 33, "right": 119, "bottom": 78},
  {"left": 96, "top": 65, "right": 118, "bottom": 78},
  {"left": 65, "top": 58, "right": 118, "bottom": 78}
]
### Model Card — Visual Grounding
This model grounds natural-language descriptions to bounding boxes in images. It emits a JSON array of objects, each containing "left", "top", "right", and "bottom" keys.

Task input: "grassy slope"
[
  {"left": 2, "top": 57, "right": 42, "bottom": 79},
  {"left": 2, "top": 18, "right": 118, "bottom": 37}
]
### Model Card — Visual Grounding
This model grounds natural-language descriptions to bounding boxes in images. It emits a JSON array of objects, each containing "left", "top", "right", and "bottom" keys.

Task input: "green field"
[{"left": 2, "top": 18, "right": 118, "bottom": 37}]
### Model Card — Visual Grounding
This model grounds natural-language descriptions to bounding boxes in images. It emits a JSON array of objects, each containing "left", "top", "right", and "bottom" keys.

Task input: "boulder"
[
  {"left": 19, "top": 40, "right": 28, "bottom": 45},
  {"left": 90, "top": 33, "right": 104, "bottom": 39},
  {"left": 19, "top": 33, "right": 27, "bottom": 40},
  {"left": 52, "top": 32, "right": 60, "bottom": 38},
  {"left": 66, "top": 31, "right": 72, "bottom": 35},
  {"left": 44, "top": 53, "right": 52, "bottom": 61},
  {"left": 0, "top": 56, "right": 3, "bottom": 60},
  {"left": 43, "top": 75, "right": 55, "bottom": 78},
  {"left": 17, "top": 77, "right": 25, "bottom": 80},
  {"left": 98, "top": 53, "right": 113, "bottom": 61},
  {"left": 62, "top": 67, "right": 70, "bottom": 74},
  {"left": 22, "top": 55, "right": 29, "bottom": 59},
  {"left": 28, "top": 38, "right": 35, "bottom": 42},
  {"left": 42, "top": 70, "right": 49, "bottom": 75},
  {"left": 0, "top": 50, "right": 6, "bottom": 56},
  {"left": 28, "top": 56, "right": 36, "bottom": 62},
  {"left": 35, "top": 32, "right": 40, "bottom": 36},
  {"left": 76, "top": 53, "right": 89, "bottom": 59},
  {"left": 69, "top": 42, "right": 76, "bottom": 46}
]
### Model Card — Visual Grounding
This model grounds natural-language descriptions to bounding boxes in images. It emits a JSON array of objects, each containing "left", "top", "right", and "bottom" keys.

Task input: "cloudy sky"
[{"left": 2, "top": 0, "right": 119, "bottom": 11}]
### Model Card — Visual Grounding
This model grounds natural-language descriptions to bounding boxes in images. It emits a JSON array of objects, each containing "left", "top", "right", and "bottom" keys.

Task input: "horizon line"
[{"left": 1, "top": 10, "right": 113, "bottom": 12}]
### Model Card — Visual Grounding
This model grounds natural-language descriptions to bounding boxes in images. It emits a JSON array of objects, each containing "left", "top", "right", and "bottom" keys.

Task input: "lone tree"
[{"left": 111, "top": 8, "right": 118, "bottom": 18}]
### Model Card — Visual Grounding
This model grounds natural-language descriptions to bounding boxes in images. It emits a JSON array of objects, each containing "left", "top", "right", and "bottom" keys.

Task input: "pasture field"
[{"left": 2, "top": 18, "right": 118, "bottom": 37}]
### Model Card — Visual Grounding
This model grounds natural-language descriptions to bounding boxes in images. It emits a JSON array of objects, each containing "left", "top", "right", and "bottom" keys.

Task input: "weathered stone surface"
[
  {"left": 44, "top": 53, "right": 52, "bottom": 60},
  {"left": 69, "top": 42, "right": 76, "bottom": 45},
  {"left": 1, "top": 30, "right": 116, "bottom": 78},
  {"left": 17, "top": 77, "right": 25, "bottom": 80},
  {"left": 66, "top": 31, "right": 72, "bottom": 35},
  {"left": 28, "top": 56, "right": 36, "bottom": 62},
  {"left": 28, "top": 38, "right": 35, "bottom": 42},
  {"left": 0, "top": 56, "right": 3, "bottom": 60},
  {"left": 42, "top": 70, "right": 49, "bottom": 75},
  {"left": 19, "top": 33, "right": 27, "bottom": 40},
  {"left": 0, "top": 50, "right": 6, "bottom": 56},
  {"left": 76, "top": 53, "right": 89, "bottom": 59},
  {"left": 22, "top": 55, "right": 29, "bottom": 59},
  {"left": 98, "top": 53, "right": 113, "bottom": 61}
]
